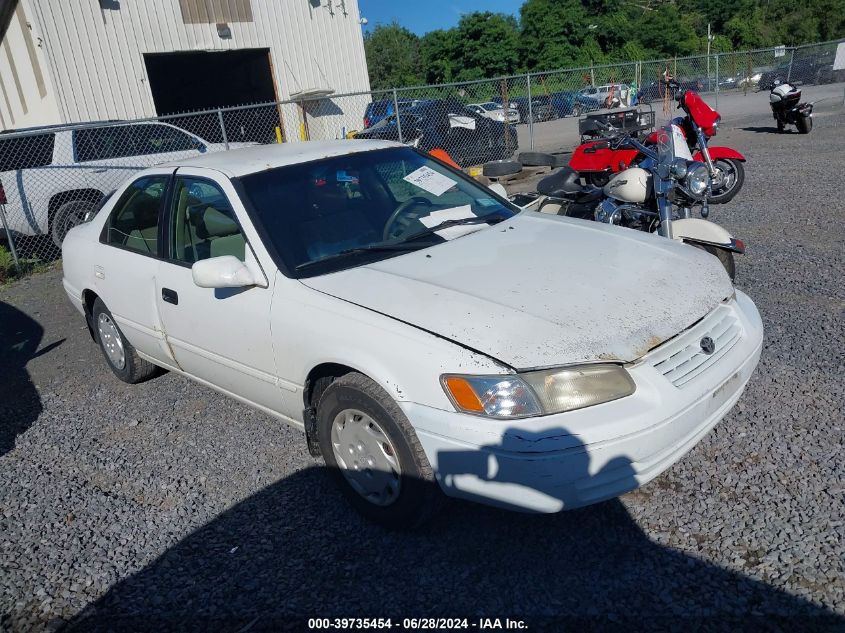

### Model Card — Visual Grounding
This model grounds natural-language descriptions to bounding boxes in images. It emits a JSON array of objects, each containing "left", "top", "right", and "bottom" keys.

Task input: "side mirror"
[{"left": 192, "top": 256, "right": 262, "bottom": 289}]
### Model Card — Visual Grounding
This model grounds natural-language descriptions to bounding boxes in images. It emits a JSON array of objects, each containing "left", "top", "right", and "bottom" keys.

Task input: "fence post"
[
  {"left": 526, "top": 73, "right": 534, "bottom": 150},
  {"left": 0, "top": 204, "right": 21, "bottom": 271},
  {"left": 786, "top": 48, "right": 795, "bottom": 82},
  {"left": 217, "top": 109, "right": 229, "bottom": 150},
  {"left": 392, "top": 88, "right": 403, "bottom": 144},
  {"left": 714, "top": 53, "right": 719, "bottom": 110}
]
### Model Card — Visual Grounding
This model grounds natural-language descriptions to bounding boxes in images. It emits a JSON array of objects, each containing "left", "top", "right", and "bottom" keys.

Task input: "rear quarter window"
[{"left": 0, "top": 133, "right": 55, "bottom": 170}]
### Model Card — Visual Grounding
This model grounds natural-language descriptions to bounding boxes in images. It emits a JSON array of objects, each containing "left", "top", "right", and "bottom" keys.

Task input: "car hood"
[{"left": 301, "top": 213, "right": 734, "bottom": 369}]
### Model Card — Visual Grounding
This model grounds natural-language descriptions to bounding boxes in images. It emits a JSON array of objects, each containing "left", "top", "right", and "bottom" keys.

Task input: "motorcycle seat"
[{"left": 537, "top": 167, "right": 587, "bottom": 198}]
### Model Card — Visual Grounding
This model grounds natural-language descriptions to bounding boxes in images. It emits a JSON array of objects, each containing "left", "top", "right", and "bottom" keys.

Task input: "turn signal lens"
[
  {"left": 441, "top": 375, "right": 542, "bottom": 418},
  {"left": 441, "top": 364, "right": 635, "bottom": 419}
]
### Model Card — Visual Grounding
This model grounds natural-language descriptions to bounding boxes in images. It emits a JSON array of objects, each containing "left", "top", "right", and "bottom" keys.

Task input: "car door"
[
  {"left": 95, "top": 171, "right": 176, "bottom": 366},
  {"left": 153, "top": 167, "right": 287, "bottom": 414}
]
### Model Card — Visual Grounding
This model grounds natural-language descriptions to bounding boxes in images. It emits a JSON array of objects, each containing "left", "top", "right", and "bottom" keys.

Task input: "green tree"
[
  {"left": 364, "top": 23, "right": 422, "bottom": 89},
  {"left": 420, "top": 29, "right": 457, "bottom": 84},
  {"left": 452, "top": 12, "right": 521, "bottom": 80},
  {"left": 519, "top": 0, "right": 588, "bottom": 70}
]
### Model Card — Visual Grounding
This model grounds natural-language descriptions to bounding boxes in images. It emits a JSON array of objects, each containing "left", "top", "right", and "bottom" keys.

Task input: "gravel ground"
[{"left": 1, "top": 98, "right": 844, "bottom": 632}]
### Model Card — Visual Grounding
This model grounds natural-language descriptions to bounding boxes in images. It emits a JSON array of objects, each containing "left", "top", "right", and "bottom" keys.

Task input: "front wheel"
[
  {"left": 708, "top": 159, "right": 745, "bottom": 204},
  {"left": 796, "top": 114, "right": 812, "bottom": 134},
  {"left": 571, "top": 104, "right": 582, "bottom": 117},
  {"left": 316, "top": 372, "right": 443, "bottom": 529},
  {"left": 690, "top": 243, "right": 736, "bottom": 282}
]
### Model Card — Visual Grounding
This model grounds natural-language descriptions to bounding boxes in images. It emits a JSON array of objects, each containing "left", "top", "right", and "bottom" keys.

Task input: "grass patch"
[{"left": 0, "top": 243, "right": 52, "bottom": 285}]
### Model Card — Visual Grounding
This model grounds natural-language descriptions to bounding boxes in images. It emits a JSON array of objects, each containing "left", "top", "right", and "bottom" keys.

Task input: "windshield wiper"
[
  {"left": 295, "top": 242, "right": 424, "bottom": 271},
  {"left": 395, "top": 213, "right": 509, "bottom": 244},
  {"left": 295, "top": 213, "right": 509, "bottom": 272}
]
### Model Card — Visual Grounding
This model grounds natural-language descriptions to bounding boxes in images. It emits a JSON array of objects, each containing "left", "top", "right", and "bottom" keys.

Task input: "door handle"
[{"left": 162, "top": 288, "right": 178, "bottom": 305}]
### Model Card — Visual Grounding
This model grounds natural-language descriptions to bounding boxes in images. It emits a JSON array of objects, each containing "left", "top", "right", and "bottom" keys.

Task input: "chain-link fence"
[{"left": 1, "top": 39, "right": 843, "bottom": 269}]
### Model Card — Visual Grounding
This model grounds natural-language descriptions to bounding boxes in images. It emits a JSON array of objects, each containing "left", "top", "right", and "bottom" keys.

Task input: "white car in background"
[
  {"left": 0, "top": 121, "right": 249, "bottom": 249},
  {"left": 61, "top": 140, "right": 763, "bottom": 528},
  {"left": 467, "top": 102, "right": 521, "bottom": 124}
]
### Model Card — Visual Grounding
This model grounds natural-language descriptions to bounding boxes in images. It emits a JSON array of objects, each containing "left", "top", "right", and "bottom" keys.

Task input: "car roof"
[{"left": 157, "top": 139, "right": 404, "bottom": 177}]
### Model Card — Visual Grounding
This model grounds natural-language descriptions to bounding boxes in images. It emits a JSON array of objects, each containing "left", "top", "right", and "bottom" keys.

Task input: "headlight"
[
  {"left": 441, "top": 364, "right": 635, "bottom": 419},
  {"left": 685, "top": 161, "right": 710, "bottom": 195},
  {"left": 671, "top": 158, "right": 689, "bottom": 179}
]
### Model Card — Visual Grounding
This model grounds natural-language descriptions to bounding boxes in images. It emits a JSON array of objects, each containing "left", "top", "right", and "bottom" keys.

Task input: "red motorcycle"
[{"left": 569, "top": 88, "right": 746, "bottom": 204}]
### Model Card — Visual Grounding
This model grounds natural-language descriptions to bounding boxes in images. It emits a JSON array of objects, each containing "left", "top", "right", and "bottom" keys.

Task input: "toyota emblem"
[{"left": 700, "top": 336, "right": 716, "bottom": 355}]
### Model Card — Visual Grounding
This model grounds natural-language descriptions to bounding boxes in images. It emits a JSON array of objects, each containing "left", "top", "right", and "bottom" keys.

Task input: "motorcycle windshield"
[{"left": 655, "top": 125, "right": 674, "bottom": 175}]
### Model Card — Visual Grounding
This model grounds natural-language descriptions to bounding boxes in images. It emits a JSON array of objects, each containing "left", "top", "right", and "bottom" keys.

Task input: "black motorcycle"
[{"left": 769, "top": 81, "right": 813, "bottom": 134}]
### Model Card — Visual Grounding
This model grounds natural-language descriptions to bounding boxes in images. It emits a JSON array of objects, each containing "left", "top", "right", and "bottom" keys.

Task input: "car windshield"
[
  {"left": 237, "top": 146, "right": 516, "bottom": 277},
  {"left": 480, "top": 102, "right": 499, "bottom": 111}
]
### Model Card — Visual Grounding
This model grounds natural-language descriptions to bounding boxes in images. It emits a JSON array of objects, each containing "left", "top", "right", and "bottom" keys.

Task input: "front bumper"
[{"left": 401, "top": 291, "right": 763, "bottom": 513}]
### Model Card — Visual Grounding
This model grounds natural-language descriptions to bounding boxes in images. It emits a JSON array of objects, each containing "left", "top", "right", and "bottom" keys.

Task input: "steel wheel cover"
[
  {"left": 330, "top": 409, "right": 402, "bottom": 506},
  {"left": 97, "top": 312, "right": 126, "bottom": 370},
  {"left": 712, "top": 160, "right": 738, "bottom": 194}
]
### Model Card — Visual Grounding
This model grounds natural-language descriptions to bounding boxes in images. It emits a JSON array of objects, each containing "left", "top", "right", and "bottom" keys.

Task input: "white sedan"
[
  {"left": 61, "top": 140, "right": 763, "bottom": 527},
  {"left": 467, "top": 102, "right": 521, "bottom": 124}
]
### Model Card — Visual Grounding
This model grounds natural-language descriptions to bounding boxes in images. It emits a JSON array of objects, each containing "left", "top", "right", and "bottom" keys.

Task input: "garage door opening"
[{"left": 144, "top": 49, "right": 282, "bottom": 144}]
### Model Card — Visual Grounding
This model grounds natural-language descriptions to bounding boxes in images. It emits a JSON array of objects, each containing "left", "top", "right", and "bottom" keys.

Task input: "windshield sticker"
[
  {"left": 477, "top": 198, "right": 499, "bottom": 208},
  {"left": 403, "top": 166, "right": 457, "bottom": 197},
  {"left": 419, "top": 205, "right": 482, "bottom": 240}
]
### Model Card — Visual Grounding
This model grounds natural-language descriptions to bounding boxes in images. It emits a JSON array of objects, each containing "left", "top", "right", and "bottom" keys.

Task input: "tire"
[
  {"left": 518, "top": 151, "right": 557, "bottom": 167},
  {"left": 316, "top": 372, "right": 443, "bottom": 529},
  {"left": 51, "top": 199, "right": 97, "bottom": 249},
  {"left": 796, "top": 114, "right": 812, "bottom": 134},
  {"left": 571, "top": 105, "right": 582, "bottom": 118},
  {"left": 708, "top": 159, "right": 745, "bottom": 204},
  {"left": 482, "top": 159, "right": 522, "bottom": 177},
  {"left": 690, "top": 243, "right": 736, "bottom": 282},
  {"left": 91, "top": 298, "right": 159, "bottom": 384},
  {"left": 776, "top": 119, "right": 785, "bottom": 134}
]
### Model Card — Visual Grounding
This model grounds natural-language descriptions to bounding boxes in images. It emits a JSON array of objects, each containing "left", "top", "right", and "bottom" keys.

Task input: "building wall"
[
  {"left": 15, "top": 0, "right": 371, "bottom": 138},
  {"left": 0, "top": 0, "right": 62, "bottom": 130}
]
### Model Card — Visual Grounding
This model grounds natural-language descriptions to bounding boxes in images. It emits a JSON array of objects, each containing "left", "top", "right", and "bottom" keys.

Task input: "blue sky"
[{"left": 358, "top": 0, "right": 521, "bottom": 35}]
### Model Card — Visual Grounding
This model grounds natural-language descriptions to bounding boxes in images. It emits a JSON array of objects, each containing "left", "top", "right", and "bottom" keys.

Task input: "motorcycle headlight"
[
  {"left": 711, "top": 117, "right": 720, "bottom": 135},
  {"left": 441, "top": 364, "right": 635, "bottom": 419},
  {"left": 685, "top": 161, "right": 710, "bottom": 195},
  {"left": 671, "top": 158, "right": 689, "bottom": 179}
]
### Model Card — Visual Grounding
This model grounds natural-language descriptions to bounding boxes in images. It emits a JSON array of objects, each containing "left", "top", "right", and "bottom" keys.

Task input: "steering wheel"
[{"left": 383, "top": 196, "right": 433, "bottom": 241}]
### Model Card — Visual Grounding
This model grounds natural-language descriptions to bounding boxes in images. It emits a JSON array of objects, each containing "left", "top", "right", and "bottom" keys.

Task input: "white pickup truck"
[{"left": 0, "top": 120, "right": 248, "bottom": 250}]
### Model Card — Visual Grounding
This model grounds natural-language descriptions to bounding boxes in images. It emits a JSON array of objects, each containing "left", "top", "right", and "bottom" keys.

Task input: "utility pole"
[{"left": 706, "top": 23, "right": 712, "bottom": 91}]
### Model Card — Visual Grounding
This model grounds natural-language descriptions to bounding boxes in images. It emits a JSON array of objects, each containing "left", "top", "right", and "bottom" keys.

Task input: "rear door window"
[
  {"left": 75, "top": 126, "right": 133, "bottom": 162},
  {"left": 102, "top": 175, "right": 168, "bottom": 255},
  {"left": 0, "top": 133, "right": 55, "bottom": 170}
]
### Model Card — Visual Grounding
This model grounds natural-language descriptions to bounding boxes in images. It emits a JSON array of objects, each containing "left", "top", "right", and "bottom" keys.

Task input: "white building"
[{"left": 0, "top": 0, "right": 371, "bottom": 140}]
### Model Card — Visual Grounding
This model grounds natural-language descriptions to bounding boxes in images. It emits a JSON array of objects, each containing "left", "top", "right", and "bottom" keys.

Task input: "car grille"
[{"left": 649, "top": 303, "right": 743, "bottom": 388}]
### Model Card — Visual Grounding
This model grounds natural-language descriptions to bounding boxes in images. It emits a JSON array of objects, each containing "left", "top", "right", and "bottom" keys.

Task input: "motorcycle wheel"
[
  {"left": 691, "top": 243, "right": 736, "bottom": 282},
  {"left": 777, "top": 119, "right": 785, "bottom": 133},
  {"left": 708, "top": 159, "right": 745, "bottom": 204},
  {"left": 796, "top": 114, "right": 812, "bottom": 134}
]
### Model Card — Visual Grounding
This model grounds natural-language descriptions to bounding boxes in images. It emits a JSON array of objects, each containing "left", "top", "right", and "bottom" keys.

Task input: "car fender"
[
  {"left": 671, "top": 218, "right": 745, "bottom": 253},
  {"left": 694, "top": 146, "right": 746, "bottom": 162}
]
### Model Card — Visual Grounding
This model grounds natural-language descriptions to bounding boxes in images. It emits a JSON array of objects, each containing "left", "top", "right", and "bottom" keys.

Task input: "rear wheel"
[
  {"left": 708, "top": 159, "right": 745, "bottom": 204},
  {"left": 316, "top": 372, "right": 443, "bottom": 529},
  {"left": 92, "top": 298, "right": 159, "bottom": 383},
  {"left": 51, "top": 199, "right": 97, "bottom": 248},
  {"left": 796, "top": 114, "right": 812, "bottom": 134},
  {"left": 690, "top": 243, "right": 736, "bottom": 282}
]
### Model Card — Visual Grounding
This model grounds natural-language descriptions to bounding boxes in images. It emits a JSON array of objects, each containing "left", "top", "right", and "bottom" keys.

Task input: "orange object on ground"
[{"left": 429, "top": 148, "right": 460, "bottom": 169}]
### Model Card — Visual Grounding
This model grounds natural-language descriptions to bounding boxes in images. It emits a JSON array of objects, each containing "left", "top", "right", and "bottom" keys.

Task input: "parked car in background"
[
  {"left": 758, "top": 53, "right": 842, "bottom": 90},
  {"left": 362, "top": 98, "right": 422, "bottom": 129},
  {"left": 0, "top": 121, "right": 248, "bottom": 249},
  {"left": 466, "top": 102, "right": 520, "bottom": 124},
  {"left": 490, "top": 96, "right": 556, "bottom": 123},
  {"left": 549, "top": 91, "right": 601, "bottom": 117},
  {"left": 61, "top": 140, "right": 763, "bottom": 528},
  {"left": 578, "top": 84, "right": 633, "bottom": 107},
  {"left": 354, "top": 98, "right": 518, "bottom": 167}
]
